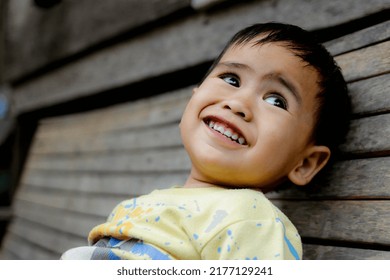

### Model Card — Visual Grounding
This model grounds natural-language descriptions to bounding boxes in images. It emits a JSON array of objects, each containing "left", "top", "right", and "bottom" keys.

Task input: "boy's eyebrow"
[
  {"left": 264, "top": 73, "right": 302, "bottom": 105},
  {"left": 216, "top": 61, "right": 251, "bottom": 71}
]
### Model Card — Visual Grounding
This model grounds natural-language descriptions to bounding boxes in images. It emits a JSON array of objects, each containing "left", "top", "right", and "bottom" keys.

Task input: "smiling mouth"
[{"left": 204, "top": 118, "right": 247, "bottom": 145}]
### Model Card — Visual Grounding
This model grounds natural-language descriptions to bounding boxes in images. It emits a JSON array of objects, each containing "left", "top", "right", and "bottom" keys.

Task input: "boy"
[{"left": 61, "top": 22, "right": 350, "bottom": 260}]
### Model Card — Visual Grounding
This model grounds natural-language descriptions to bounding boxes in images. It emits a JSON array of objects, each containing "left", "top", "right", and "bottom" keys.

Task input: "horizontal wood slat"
[
  {"left": 6, "top": 0, "right": 191, "bottom": 81},
  {"left": 325, "top": 21, "right": 390, "bottom": 56},
  {"left": 336, "top": 41, "right": 390, "bottom": 82},
  {"left": 20, "top": 170, "right": 188, "bottom": 196},
  {"left": 12, "top": 3, "right": 389, "bottom": 114},
  {"left": 273, "top": 200, "right": 390, "bottom": 246},
  {"left": 267, "top": 157, "right": 390, "bottom": 199},
  {"left": 12, "top": 200, "right": 103, "bottom": 239},
  {"left": 16, "top": 189, "right": 127, "bottom": 218},
  {"left": 303, "top": 244, "right": 390, "bottom": 260},
  {"left": 36, "top": 88, "right": 191, "bottom": 137},
  {"left": 25, "top": 148, "right": 191, "bottom": 172},
  {"left": 349, "top": 73, "right": 390, "bottom": 116},
  {"left": 340, "top": 114, "right": 390, "bottom": 155},
  {"left": 32, "top": 123, "right": 182, "bottom": 154},
  {"left": 7, "top": 218, "right": 86, "bottom": 256},
  {"left": 0, "top": 233, "right": 57, "bottom": 260}
]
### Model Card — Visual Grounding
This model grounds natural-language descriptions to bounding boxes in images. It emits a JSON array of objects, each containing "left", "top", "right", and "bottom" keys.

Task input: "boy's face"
[{"left": 180, "top": 40, "right": 322, "bottom": 189}]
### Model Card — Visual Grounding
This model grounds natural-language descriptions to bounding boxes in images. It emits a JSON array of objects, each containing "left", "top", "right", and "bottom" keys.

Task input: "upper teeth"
[{"left": 208, "top": 120, "right": 246, "bottom": 145}]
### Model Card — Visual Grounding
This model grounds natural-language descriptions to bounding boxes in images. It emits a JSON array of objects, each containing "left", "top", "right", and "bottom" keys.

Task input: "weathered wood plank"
[
  {"left": 0, "top": 232, "right": 58, "bottom": 260},
  {"left": 335, "top": 41, "right": 390, "bottom": 82},
  {"left": 12, "top": 200, "right": 102, "bottom": 239},
  {"left": 26, "top": 148, "right": 191, "bottom": 172},
  {"left": 20, "top": 170, "right": 187, "bottom": 196},
  {"left": 303, "top": 244, "right": 390, "bottom": 260},
  {"left": 32, "top": 123, "right": 182, "bottom": 155},
  {"left": 16, "top": 189, "right": 124, "bottom": 218},
  {"left": 325, "top": 21, "right": 390, "bottom": 56},
  {"left": 349, "top": 74, "right": 390, "bottom": 116},
  {"left": 7, "top": 218, "right": 86, "bottom": 256},
  {"left": 340, "top": 114, "right": 390, "bottom": 155},
  {"left": 35, "top": 87, "right": 191, "bottom": 137},
  {"left": 0, "top": 247, "right": 20, "bottom": 260},
  {"left": 12, "top": 0, "right": 390, "bottom": 113},
  {"left": 267, "top": 157, "right": 390, "bottom": 200},
  {"left": 273, "top": 200, "right": 390, "bottom": 246},
  {"left": 6, "top": 0, "right": 192, "bottom": 81}
]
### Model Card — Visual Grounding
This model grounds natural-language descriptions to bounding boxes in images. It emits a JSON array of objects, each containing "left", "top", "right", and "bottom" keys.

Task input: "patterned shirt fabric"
[{"left": 61, "top": 186, "right": 302, "bottom": 260}]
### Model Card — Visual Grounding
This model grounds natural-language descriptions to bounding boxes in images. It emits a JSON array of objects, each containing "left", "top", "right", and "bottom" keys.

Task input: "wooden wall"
[{"left": 0, "top": 0, "right": 389, "bottom": 259}]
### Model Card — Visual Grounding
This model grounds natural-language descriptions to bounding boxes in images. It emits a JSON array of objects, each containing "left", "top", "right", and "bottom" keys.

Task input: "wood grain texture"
[
  {"left": 6, "top": 0, "right": 191, "bottom": 81},
  {"left": 267, "top": 157, "right": 390, "bottom": 200},
  {"left": 335, "top": 41, "right": 390, "bottom": 82},
  {"left": 340, "top": 114, "right": 390, "bottom": 155},
  {"left": 12, "top": 199, "right": 103, "bottom": 239},
  {"left": 303, "top": 244, "right": 390, "bottom": 260},
  {"left": 16, "top": 188, "right": 129, "bottom": 218},
  {"left": 0, "top": 233, "right": 57, "bottom": 260},
  {"left": 273, "top": 200, "right": 390, "bottom": 246},
  {"left": 6, "top": 217, "right": 86, "bottom": 257},
  {"left": 348, "top": 74, "right": 390, "bottom": 116},
  {"left": 35, "top": 87, "right": 191, "bottom": 137},
  {"left": 32, "top": 123, "right": 183, "bottom": 155},
  {"left": 325, "top": 21, "right": 390, "bottom": 56},
  {"left": 11, "top": 2, "right": 389, "bottom": 113},
  {"left": 25, "top": 148, "right": 191, "bottom": 172},
  {"left": 20, "top": 170, "right": 188, "bottom": 196}
]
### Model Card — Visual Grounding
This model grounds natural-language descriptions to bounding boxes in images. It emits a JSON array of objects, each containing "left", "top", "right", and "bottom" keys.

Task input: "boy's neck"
[
  {"left": 184, "top": 169, "right": 280, "bottom": 193},
  {"left": 183, "top": 174, "right": 218, "bottom": 189}
]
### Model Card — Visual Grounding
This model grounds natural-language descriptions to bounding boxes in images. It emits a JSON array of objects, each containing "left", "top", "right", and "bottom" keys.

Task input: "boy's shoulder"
[
  {"left": 115, "top": 186, "right": 290, "bottom": 224},
  {"left": 148, "top": 186, "right": 284, "bottom": 221}
]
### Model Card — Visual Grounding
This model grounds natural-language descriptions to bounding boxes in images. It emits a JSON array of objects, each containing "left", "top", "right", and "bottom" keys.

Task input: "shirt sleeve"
[{"left": 200, "top": 218, "right": 302, "bottom": 260}]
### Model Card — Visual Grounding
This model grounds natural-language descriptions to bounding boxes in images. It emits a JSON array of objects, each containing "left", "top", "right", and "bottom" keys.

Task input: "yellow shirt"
[{"left": 85, "top": 186, "right": 302, "bottom": 260}]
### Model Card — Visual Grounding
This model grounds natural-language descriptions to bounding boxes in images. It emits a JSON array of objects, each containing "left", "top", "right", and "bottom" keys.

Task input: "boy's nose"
[{"left": 222, "top": 97, "right": 253, "bottom": 121}]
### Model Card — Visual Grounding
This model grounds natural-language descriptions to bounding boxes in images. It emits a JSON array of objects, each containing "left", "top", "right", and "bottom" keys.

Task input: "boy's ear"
[{"left": 288, "top": 145, "right": 331, "bottom": 186}]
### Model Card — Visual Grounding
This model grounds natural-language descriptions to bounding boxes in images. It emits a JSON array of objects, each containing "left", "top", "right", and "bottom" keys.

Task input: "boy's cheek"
[{"left": 299, "top": 109, "right": 317, "bottom": 129}]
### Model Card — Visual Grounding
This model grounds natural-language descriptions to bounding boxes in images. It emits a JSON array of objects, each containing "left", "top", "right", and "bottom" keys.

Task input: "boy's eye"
[
  {"left": 264, "top": 94, "right": 288, "bottom": 110},
  {"left": 220, "top": 74, "right": 240, "bottom": 87}
]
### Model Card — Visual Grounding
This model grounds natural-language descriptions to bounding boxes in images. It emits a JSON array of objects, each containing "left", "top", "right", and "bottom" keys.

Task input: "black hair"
[{"left": 201, "top": 22, "right": 351, "bottom": 159}]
